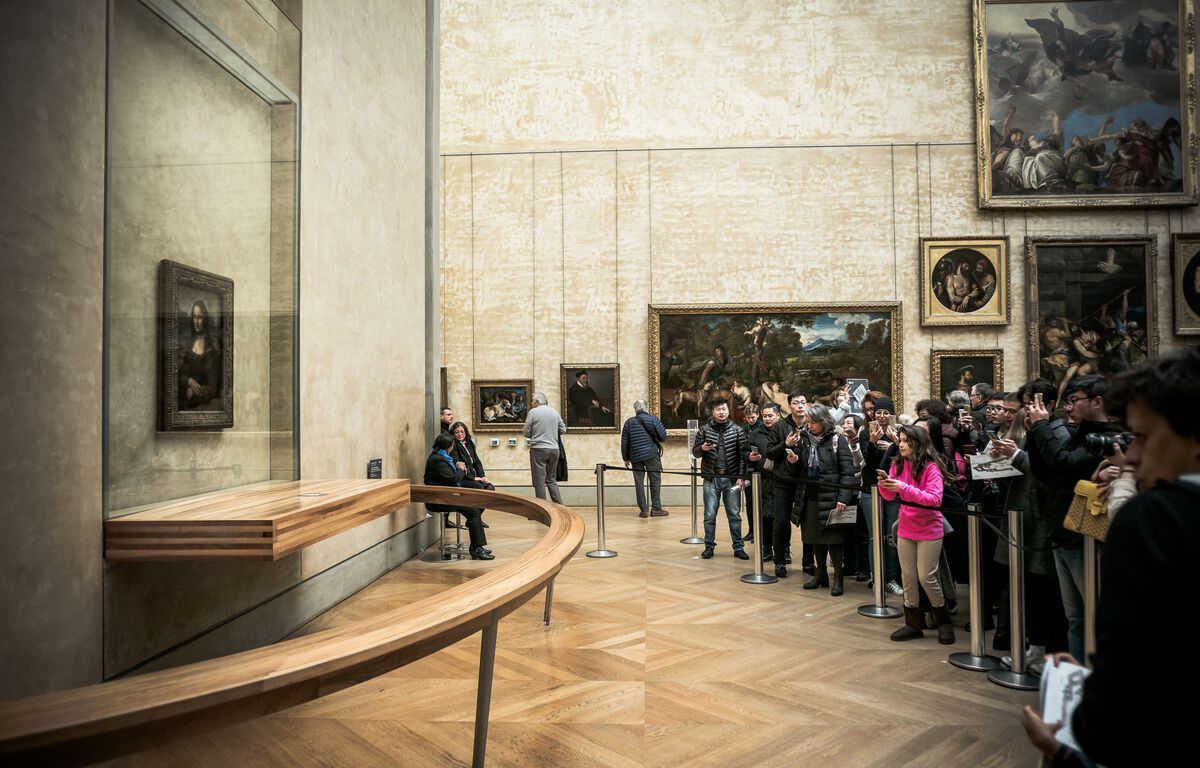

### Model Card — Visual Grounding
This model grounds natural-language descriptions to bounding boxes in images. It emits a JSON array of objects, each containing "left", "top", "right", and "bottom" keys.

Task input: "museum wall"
[
  {"left": 0, "top": 0, "right": 431, "bottom": 698},
  {"left": 438, "top": 0, "right": 1195, "bottom": 497}
]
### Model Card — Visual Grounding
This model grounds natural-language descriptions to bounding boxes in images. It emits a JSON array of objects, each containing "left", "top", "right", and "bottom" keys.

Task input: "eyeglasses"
[{"left": 1066, "top": 395, "right": 1093, "bottom": 406}]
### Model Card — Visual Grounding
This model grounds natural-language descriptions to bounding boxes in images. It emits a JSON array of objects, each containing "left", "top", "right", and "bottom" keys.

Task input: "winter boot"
[
  {"left": 933, "top": 604, "right": 956, "bottom": 645},
  {"left": 890, "top": 606, "right": 925, "bottom": 642}
]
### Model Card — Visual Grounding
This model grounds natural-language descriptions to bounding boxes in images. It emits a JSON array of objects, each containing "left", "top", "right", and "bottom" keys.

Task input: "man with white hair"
[
  {"left": 523, "top": 392, "right": 566, "bottom": 503},
  {"left": 621, "top": 399, "right": 668, "bottom": 518}
]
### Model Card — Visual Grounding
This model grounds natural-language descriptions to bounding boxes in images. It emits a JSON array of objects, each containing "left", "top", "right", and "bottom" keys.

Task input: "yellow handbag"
[{"left": 1062, "top": 479, "right": 1110, "bottom": 541}]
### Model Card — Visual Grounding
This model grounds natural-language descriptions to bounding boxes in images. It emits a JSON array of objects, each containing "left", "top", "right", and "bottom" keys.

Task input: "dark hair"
[
  {"left": 915, "top": 398, "right": 951, "bottom": 421},
  {"left": 841, "top": 412, "right": 864, "bottom": 431},
  {"left": 440, "top": 406, "right": 453, "bottom": 415},
  {"left": 915, "top": 415, "right": 948, "bottom": 459},
  {"left": 787, "top": 391, "right": 806, "bottom": 403},
  {"left": 710, "top": 395, "right": 729, "bottom": 408},
  {"left": 449, "top": 421, "right": 471, "bottom": 438},
  {"left": 743, "top": 403, "right": 759, "bottom": 416},
  {"left": 988, "top": 391, "right": 1007, "bottom": 402},
  {"left": 895, "top": 424, "right": 950, "bottom": 483},
  {"left": 433, "top": 432, "right": 454, "bottom": 451},
  {"left": 1107, "top": 347, "right": 1200, "bottom": 439},
  {"left": 576, "top": 370, "right": 588, "bottom": 379},
  {"left": 1063, "top": 373, "right": 1107, "bottom": 400},
  {"left": 762, "top": 403, "right": 782, "bottom": 415},
  {"left": 1021, "top": 379, "right": 1058, "bottom": 406},
  {"left": 1003, "top": 391, "right": 1022, "bottom": 405}
]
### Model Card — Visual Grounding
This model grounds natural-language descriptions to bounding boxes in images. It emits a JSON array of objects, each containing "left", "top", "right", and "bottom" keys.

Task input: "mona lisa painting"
[{"left": 158, "top": 260, "right": 234, "bottom": 430}]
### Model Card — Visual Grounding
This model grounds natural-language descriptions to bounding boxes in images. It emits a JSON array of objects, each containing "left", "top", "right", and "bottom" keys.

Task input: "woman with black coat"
[
  {"left": 424, "top": 432, "right": 493, "bottom": 560},
  {"left": 798, "top": 404, "right": 857, "bottom": 595}
]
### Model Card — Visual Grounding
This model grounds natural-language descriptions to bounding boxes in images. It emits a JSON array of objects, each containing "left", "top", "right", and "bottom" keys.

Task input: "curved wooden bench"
[{"left": 0, "top": 486, "right": 585, "bottom": 767}]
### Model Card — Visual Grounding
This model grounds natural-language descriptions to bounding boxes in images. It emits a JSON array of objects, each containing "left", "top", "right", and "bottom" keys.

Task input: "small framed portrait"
[
  {"left": 560, "top": 364, "right": 619, "bottom": 433},
  {"left": 1171, "top": 233, "right": 1200, "bottom": 335},
  {"left": 471, "top": 379, "right": 533, "bottom": 432},
  {"left": 158, "top": 260, "right": 235, "bottom": 431},
  {"left": 930, "top": 349, "right": 1004, "bottom": 400},
  {"left": 920, "top": 237, "right": 1010, "bottom": 326}
]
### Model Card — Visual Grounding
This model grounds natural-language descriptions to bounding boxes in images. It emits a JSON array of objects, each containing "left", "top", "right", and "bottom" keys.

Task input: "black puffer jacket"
[
  {"left": 798, "top": 429, "right": 857, "bottom": 511},
  {"left": 691, "top": 417, "right": 746, "bottom": 478}
]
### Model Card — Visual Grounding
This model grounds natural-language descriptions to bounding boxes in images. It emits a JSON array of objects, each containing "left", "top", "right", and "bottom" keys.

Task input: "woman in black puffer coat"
[{"left": 797, "top": 403, "right": 857, "bottom": 596}]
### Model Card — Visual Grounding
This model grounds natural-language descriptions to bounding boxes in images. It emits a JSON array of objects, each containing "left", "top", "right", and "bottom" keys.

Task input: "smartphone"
[
  {"left": 958, "top": 408, "right": 967, "bottom": 420},
  {"left": 962, "top": 445, "right": 977, "bottom": 456},
  {"left": 875, "top": 469, "right": 887, "bottom": 479},
  {"left": 986, "top": 429, "right": 999, "bottom": 442},
  {"left": 886, "top": 415, "right": 897, "bottom": 428}
]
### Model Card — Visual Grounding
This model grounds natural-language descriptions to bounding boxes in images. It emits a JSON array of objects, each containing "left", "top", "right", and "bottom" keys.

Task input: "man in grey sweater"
[{"left": 523, "top": 392, "right": 566, "bottom": 503}]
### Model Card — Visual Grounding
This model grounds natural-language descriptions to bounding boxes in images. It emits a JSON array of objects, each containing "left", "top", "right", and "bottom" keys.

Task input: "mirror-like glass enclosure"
[{"left": 105, "top": 0, "right": 300, "bottom": 517}]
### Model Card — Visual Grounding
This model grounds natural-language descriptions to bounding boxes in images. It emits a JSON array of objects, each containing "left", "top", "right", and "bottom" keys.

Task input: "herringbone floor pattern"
[{"left": 107, "top": 506, "right": 1036, "bottom": 766}]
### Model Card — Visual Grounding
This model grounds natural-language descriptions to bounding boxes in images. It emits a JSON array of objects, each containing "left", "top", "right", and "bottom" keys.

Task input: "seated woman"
[
  {"left": 424, "top": 432, "right": 494, "bottom": 560},
  {"left": 449, "top": 421, "right": 493, "bottom": 490}
]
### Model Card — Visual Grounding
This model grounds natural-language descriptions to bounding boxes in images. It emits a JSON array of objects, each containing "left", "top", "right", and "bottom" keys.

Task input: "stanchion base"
[
  {"left": 987, "top": 669, "right": 1040, "bottom": 690},
  {"left": 421, "top": 546, "right": 468, "bottom": 562},
  {"left": 740, "top": 573, "right": 778, "bottom": 584},
  {"left": 949, "top": 652, "right": 1004, "bottom": 672},
  {"left": 857, "top": 603, "right": 902, "bottom": 619},
  {"left": 586, "top": 549, "right": 618, "bottom": 558},
  {"left": 680, "top": 536, "right": 705, "bottom": 544}
]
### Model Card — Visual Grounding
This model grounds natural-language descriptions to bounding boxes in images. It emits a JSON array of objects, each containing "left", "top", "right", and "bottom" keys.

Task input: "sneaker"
[
  {"left": 855, "top": 571, "right": 869, "bottom": 582},
  {"left": 701, "top": 546, "right": 714, "bottom": 559},
  {"left": 774, "top": 564, "right": 788, "bottom": 577},
  {"left": 733, "top": 549, "right": 749, "bottom": 560},
  {"left": 650, "top": 509, "right": 669, "bottom": 517},
  {"left": 885, "top": 580, "right": 904, "bottom": 596},
  {"left": 638, "top": 510, "right": 650, "bottom": 518}
]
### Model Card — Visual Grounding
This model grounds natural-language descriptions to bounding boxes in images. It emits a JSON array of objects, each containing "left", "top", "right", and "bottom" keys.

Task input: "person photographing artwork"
[
  {"left": 878, "top": 424, "right": 955, "bottom": 644},
  {"left": 1021, "top": 347, "right": 1200, "bottom": 767}
]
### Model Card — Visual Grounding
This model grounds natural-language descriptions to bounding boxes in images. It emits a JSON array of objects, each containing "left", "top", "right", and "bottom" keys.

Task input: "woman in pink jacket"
[{"left": 878, "top": 424, "right": 955, "bottom": 644}]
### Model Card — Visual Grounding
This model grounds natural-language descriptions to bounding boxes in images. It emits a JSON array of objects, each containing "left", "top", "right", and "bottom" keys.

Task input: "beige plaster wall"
[
  {"left": 0, "top": 0, "right": 107, "bottom": 699},
  {"left": 439, "top": 0, "right": 1194, "bottom": 491}
]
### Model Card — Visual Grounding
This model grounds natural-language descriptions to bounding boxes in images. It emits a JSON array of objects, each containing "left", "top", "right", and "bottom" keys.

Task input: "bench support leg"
[{"left": 472, "top": 611, "right": 499, "bottom": 768}]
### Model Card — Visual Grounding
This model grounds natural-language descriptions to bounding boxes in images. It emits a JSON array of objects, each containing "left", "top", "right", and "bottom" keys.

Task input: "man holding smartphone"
[
  {"left": 691, "top": 396, "right": 749, "bottom": 560},
  {"left": 762, "top": 392, "right": 809, "bottom": 576}
]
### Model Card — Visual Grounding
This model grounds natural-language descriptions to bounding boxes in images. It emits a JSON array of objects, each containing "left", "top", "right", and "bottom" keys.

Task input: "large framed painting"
[
  {"left": 560, "top": 364, "right": 619, "bottom": 433},
  {"left": 931, "top": 349, "right": 1005, "bottom": 400},
  {"left": 973, "top": 0, "right": 1198, "bottom": 208},
  {"left": 1026, "top": 236, "right": 1157, "bottom": 399},
  {"left": 920, "top": 236, "right": 1010, "bottom": 326},
  {"left": 471, "top": 379, "right": 533, "bottom": 432},
  {"left": 648, "top": 304, "right": 903, "bottom": 434},
  {"left": 158, "top": 260, "right": 234, "bottom": 431},
  {"left": 1171, "top": 233, "right": 1200, "bottom": 334}
]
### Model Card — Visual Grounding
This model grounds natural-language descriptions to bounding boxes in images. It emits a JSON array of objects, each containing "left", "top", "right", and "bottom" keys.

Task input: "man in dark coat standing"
[{"left": 621, "top": 399, "right": 668, "bottom": 518}]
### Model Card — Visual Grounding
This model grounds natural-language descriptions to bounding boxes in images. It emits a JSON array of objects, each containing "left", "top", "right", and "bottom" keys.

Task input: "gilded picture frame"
[
  {"left": 1026, "top": 236, "right": 1157, "bottom": 395},
  {"left": 920, "top": 236, "right": 1011, "bottom": 326},
  {"left": 560, "top": 364, "right": 620, "bottom": 433},
  {"left": 930, "top": 349, "right": 1005, "bottom": 400},
  {"left": 1171, "top": 233, "right": 1200, "bottom": 334},
  {"left": 648, "top": 303, "right": 903, "bottom": 436},
  {"left": 471, "top": 379, "right": 534, "bottom": 432},
  {"left": 973, "top": 0, "right": 1198, "bottom": 209}
]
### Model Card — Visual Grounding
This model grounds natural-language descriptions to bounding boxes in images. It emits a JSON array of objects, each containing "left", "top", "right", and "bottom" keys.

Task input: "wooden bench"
[
  {"left": 0, "top": 486, "right": 584, "bottom": 767},
  {"left": 104, "top": 479, "right": 412, "bottom": 561}
]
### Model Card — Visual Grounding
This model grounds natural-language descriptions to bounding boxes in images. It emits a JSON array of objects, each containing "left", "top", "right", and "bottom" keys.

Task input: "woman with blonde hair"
[{"left": 879, "top": 424, "right": 955, "bottom": 643}]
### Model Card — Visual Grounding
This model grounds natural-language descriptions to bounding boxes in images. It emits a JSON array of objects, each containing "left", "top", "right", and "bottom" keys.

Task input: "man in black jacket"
[
  {"left": 763, "top": 393, "right": 808, "bottom": 577},
  {"left": 424, "top": 432, "right": 493, "bottom": 560},
  {"left": 743, "top": 403, "right": 773, "bottom": 556},
  {"left": 621, "top": 399, "right": 668, "bottom": 518},
  {"left": 1022, "top": 346, "right": 1200, "bottom": 767},
  {"left": 691, "top": 396, "right": 748, "bottom": 560},
  {"left": 1024, "top": 374, "right": 1122, "bottom": 661}
]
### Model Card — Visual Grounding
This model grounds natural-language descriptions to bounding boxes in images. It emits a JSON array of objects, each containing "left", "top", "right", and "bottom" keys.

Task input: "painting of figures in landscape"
[
  {"left": 1028, "top": 237, "right": 1156, "bottom": 401},
  {"left": 974, "top": 0, "right": 1196, "bottom": 207},
  {"left": 648, "top": 304, "right": 901, "bottom": 433}
]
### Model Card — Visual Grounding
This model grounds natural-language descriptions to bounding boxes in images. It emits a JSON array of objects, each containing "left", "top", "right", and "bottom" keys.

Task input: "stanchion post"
[
  {"left": 1083, "top": 535, "right": 1099, "bottom": 665},
  {"left": 950, "top": 508, "right": 1002, "bottom": 671},
  {"left": 741, "top": 472, "right": 777, "bottom": 584},
  {"left": 988, "top": 506, "right": 1039, "bottom": 690},
  {"left": 586, "top": 463, "right": 618, "bottom": 558},
  {"left": 681, "top": 455, "right": 704, "bottom": 545},
  {"left": 858, "top": 485, "right": 901, "bottom": 619}
]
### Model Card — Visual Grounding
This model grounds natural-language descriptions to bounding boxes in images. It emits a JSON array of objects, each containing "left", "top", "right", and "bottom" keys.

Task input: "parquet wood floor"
[{"left": 106, "top": 507, "right": 1037, "bottom": 767}]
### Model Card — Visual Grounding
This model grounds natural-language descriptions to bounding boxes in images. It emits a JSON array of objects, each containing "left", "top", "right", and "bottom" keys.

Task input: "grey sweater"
[{"left": 522, "top": 406, "right": 566, "bottom": 449}]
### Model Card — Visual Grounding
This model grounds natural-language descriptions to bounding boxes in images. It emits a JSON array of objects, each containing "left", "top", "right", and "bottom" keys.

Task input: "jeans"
[
  {"left": 1054, "top": 546, "right": 1086, "bottom": 661},
  {"left": 631, "top": 456, "right": 663, "bottom": 513},
  {"left": 703, "top": 476, "right": 744, "bottom": 551},
  {"left": 529, "top": 447, "right": 562, "bottom": 503}
]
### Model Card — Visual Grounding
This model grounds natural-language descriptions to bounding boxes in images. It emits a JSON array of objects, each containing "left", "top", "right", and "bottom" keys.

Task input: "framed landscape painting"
[
  {"left": 1026, "top": 236, "right": 1157, "bottom": 399},
  {"left": 931, "top": 349, "right": 1004, "bottom": 400},
  {"left": 560, "top": 364, "right": 619, "bottom": 433},
  {"left": 471, "top": 379, "right": 533, "bottom": 432},
  {"left": 920, "top": 236, "right": 1010, "bottom": 326},
  {"left": 648, "top": 303, "right": 902, "bottom": 435},
  {"left": 973, "top": 0, "right": 1198, "bottom": 208}
]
